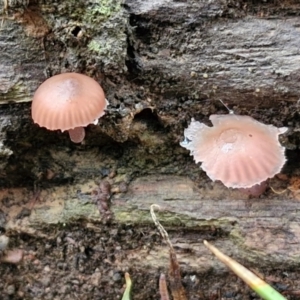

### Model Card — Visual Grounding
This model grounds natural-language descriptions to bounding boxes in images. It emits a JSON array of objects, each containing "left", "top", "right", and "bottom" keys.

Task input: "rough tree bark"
[{"left": 1, "top": 0, "right": 300, "bottom": 299}]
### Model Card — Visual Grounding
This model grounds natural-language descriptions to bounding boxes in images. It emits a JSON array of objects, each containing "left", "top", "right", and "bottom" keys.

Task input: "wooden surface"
[
  {"left": 2, "top": 173, "right": 299, "bottom": 270},
  {"left": 1, "top": 1, "right": 300, "bottom": 298}
]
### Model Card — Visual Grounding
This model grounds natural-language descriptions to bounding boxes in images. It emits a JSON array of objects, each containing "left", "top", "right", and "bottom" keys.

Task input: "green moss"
[
  {"left": 55, "top": 0, "right": 122, "bottom": 25},
  {"left": 41, "top": 0, "right": 127, "bottom": 72},
  {"left": 83, "top": 0, "right": 122, "bottom": 24},
  {"left": 114, "top": 208, "right": 234, "bottom": 230},
  {"left": 0, "top": 81, "right": 30, "bottom": 104},
  {"left": 88, "top": 39, "right": 112, "bottom": 55},
  {"left": 29, "top": 199, "right": 100, "bottom": 226},
  {"left": 83, "top": 0, "right": 126, "bottom": 67}
]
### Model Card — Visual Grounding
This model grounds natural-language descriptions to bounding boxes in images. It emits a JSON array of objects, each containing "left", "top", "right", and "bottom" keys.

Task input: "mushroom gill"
[{"left": 181, "top": 114, "right": 287, "bottom": 189}]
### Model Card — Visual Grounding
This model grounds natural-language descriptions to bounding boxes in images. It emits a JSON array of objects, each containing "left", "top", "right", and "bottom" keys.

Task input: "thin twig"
[
  {"left": 150, "top": 204, "right": 187, "bottom": 300},
  {"left": 159, "top": 274, "right": 170, "bottom": 300},
  {"left": 269, "top": 185, "right": 287, "bottom": 195},
  {"left": 219, "top": 99, "right": 234, "bottom": 114},
  {"left": 150, "top": 204, "right": 173, "bottom": 249}
]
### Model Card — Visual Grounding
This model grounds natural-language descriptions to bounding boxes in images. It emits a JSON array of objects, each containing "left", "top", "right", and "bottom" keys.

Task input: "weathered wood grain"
[
  {"left": 1, "top": 174, "right": 298, "bottom": 272},
  {"left": 1, "top": 0, "right": 300, "bottom": 298}
]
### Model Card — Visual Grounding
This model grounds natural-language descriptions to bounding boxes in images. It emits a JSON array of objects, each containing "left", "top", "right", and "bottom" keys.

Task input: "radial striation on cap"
[
  {"left": 181, "top": 114, "right": 288, "bottom": 189},
  {"left": 31, "top": 73, "right": 108, "bottom": 132}
]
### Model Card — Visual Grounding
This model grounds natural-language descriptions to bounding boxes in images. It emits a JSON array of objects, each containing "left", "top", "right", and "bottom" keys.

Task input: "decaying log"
[
  {"left": 1, "top": 0, "right": 300, "bottom": 299},
  {"left": 3, "top": 174, "right": 299, "bottom": 267}
]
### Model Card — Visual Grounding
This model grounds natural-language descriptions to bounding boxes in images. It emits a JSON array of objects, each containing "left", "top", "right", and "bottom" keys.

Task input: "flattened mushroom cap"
[
  {"left": 31, "top": 73, "right": 108, "bottom": 131},
  {"left": 181, "top": 114, "right": 287, "bottom": 188}
]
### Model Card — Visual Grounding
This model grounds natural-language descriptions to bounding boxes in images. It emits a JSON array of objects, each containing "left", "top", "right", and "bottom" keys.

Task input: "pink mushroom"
[
  {"left": 181, "top": 114, "right": 287, "bottom": 189},
  {"left": 31, "top": 73, "right": 108, "bottom": 143},
  {"left": 239, "top": 181, "right": 268, "bottom": 197}
]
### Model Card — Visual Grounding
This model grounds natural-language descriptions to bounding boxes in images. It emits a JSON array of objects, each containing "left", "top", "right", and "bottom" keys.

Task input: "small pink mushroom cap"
[
  {"left": 31, "top": 73, "right": 108, "bottom": 142},
  {"left": 181, "top": 114, "right": 287, "bottom": 189}
]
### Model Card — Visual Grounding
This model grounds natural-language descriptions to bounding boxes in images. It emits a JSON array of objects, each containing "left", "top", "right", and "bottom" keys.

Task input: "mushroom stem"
[{"left": 68, "top": 127, "right": 85, "bottom": 143}]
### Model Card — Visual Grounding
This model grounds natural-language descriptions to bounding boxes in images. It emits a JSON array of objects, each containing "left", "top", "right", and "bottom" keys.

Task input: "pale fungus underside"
[{"left": 181, "top": 114, "right": 287, "bottom": 189}]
